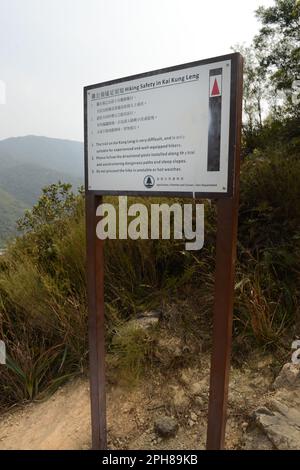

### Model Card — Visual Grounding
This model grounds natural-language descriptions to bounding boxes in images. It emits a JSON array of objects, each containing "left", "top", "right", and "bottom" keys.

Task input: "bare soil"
[{"left": 0, "top": 352, "right": 276, "bottom": 450}]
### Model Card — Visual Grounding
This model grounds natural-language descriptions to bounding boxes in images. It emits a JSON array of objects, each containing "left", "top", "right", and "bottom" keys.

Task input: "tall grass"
[{"left": 0, "top": 148, "right": 300, "bottom": 408}]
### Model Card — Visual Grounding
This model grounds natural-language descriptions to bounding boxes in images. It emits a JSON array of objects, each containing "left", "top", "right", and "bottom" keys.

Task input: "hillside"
[
  {"left": 0, "top": 161, "right": 82, "bottom": 208},
  {"left": 0, "top": 136, "right": 83, "bottom": 177},
  {"left": 0, "top": 187, "right": 27, "bottom": 242},
  {"left": 0, "top": 136, "right": 83, "bottom": 245}
]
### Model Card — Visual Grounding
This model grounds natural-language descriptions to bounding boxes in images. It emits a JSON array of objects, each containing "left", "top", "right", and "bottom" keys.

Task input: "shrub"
[{"left": 1, "top": 146, "right": 300, "bottom": 409}]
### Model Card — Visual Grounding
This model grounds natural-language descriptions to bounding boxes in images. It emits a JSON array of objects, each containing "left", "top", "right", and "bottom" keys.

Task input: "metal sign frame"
[
  {"left": 85, "top": 53, "right": 240, "bottom": 200},
  {"left": 84, "top": 52, "right": 243, "bottom": 450}
]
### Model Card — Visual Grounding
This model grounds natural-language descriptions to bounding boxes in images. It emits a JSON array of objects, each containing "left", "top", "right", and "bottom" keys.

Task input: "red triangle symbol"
[{"left": 211, "top": 78, "right": 220, "bottom": 96}]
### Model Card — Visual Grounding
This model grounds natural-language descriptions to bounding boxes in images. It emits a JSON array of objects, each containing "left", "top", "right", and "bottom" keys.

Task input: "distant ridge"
[
  {"left": 0, "top": 135, "right": 84, "bottom": 245},
  {"left": 0, "top": 135, "right": 84, "bottom": 177}
]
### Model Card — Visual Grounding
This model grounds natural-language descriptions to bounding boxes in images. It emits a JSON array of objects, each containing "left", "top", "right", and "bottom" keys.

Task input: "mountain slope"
[
  {"left": 0, "top": 187, "right": 27, "bottom": 242},
  {"left": 0, "top": 135, "right": 83, "bottom": 177},
  {"left": 0, "top": 135, "right": 84, "bottom": 245},
  {"left": 0, "top": 162, "right": 82, "bottom": 207}
]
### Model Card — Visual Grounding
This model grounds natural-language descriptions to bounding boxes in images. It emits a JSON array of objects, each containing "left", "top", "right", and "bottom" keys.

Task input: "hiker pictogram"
[{"left": 144, "top": 175, "right": 155, "bottom": 188}]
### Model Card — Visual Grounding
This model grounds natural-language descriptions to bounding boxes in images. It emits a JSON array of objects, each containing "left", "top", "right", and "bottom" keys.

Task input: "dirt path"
[{"left": 0, "top": 354, "right": 275, "bottom": 450}]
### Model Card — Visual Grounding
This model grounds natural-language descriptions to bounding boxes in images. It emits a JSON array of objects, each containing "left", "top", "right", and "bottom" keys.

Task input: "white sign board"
[{"left": 85, "top": 54, "right": 237, "bottom": 197}]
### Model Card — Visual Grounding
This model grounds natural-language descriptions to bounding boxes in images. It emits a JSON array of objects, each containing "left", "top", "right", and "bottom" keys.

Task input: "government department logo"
[{"left": 143, "top": 175, "right": 155, "bottom": 188}]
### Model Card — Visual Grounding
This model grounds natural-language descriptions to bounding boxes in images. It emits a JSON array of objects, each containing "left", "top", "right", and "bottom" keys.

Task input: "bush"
[
  {"left": 1, "top": 146, "right": 300, "bottom": 409},
  {"left": 235, "top": 149, "right": 300, "bottom": 344},
  {"left": 0, "top": 188, "right": 202, "bottom": 408}
]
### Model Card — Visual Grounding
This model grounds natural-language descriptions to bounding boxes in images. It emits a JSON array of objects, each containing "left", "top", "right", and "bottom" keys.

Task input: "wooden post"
[
  {"left": 85, "top": 193, "right": 107, "bottom": 450},
  {"left": 206, "top": 54, "right": 243, "bottom": 450}
]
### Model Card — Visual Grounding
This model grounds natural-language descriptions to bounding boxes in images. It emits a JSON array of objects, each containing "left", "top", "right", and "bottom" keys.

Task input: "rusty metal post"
[
  {"left": 206, "top": 54, "right": 243, "bottom": 450},
  {"left": 85, "top": 193, "right": 107, "bottom": 450}
]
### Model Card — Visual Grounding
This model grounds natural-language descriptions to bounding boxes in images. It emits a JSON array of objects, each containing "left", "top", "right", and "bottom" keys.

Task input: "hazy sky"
[{"left": 0, "top": 0, "right": 273, "bottom": 142}]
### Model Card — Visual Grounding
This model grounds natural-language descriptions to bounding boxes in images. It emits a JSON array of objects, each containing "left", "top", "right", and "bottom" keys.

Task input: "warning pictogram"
[
  {"left": 208, "top": 68, "right": 223, "bottom": 172},
  {"left": 209, "top": 74, "right": 222, "bottom": 97},
  {"left": 143, "top": 175, "right": 155, "bottom": 188},
  {"left": 211, "top": 79, "right": 220, "bottom": 96}
]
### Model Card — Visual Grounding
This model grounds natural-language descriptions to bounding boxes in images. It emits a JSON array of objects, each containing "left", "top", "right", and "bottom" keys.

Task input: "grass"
[
  {"left": 107, "top": 321, "right": 157, "bottom": 385},
  {"left": 0, "top": 147, "right": 300, "bottom": 409}
]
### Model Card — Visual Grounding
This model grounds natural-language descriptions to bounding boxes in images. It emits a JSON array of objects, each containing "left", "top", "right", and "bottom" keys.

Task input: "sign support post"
[
  {"left": 86, "top": 193, "right": 107, "bottom": 450},
  {"left": 206, "top": 198, "right": 239, "bottom": 449},
  {"left": 206, "top": 54, "right": 243, "bottom": 450}
]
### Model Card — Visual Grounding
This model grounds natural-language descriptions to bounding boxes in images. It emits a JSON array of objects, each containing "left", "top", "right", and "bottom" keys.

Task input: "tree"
[
  {"left": 233, "top": 44, "right": 266, "bottom": 129},
  {"left": 254, "top": 0, "right": 300, "bottom": 115},
  {"left": 17, "top": 182, "right": 83, "bottom": 232},
  {"left": 232, "top": 44, "right": 268, "bottom": 155}
]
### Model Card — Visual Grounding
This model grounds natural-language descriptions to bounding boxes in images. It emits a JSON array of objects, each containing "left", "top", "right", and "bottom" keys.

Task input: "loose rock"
[
  {"left": 254, "top": 397, "right": 300, "bottom": 449},
  {"left": 273, "top": 363, "right": 300, "bottom": 390},
  {"left": 170, "top": 385, "right": 189, "bottom": 408},
  {"left": 155, "top": 337, "right": 183, "bottom": 365},
  {"left": 189, "top": 382, "right": 204, "bottom": 396},
  {"left": 154, "top": 416, "right": 178, "bottom": 438}
]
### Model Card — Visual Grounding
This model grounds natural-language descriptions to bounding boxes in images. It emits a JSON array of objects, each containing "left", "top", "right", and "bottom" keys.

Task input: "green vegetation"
[
  {"left": 0, "top": 187, "right": 27, "bottom": 243},
  {"left": 0, "top": 0, "right": 299, "bottom": 411},
  {"left": 0, "top": 136, "right": 83, "bottom": 245},
  {"left": 254, "top": 0, "right": 300, "bottom": 101},
  {"left": 1, "top": 140, "right": 300, "bottom": 409}
]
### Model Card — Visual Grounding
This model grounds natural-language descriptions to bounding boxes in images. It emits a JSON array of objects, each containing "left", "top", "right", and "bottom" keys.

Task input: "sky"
[{"left": 0, "top": 0, "right": 274, "bottom": 142}]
